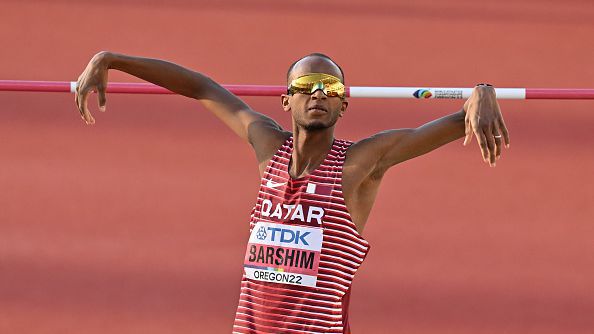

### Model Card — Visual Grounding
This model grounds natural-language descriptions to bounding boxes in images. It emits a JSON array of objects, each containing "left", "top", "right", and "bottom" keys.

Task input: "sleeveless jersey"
[{"left": 233, "top": 136, "right": 370, "bottom": 333}]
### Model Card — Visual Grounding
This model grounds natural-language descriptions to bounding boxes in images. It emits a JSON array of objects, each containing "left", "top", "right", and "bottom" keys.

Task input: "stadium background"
[{"left": 1, "top": 0, "right": 593, "bottom": 333}]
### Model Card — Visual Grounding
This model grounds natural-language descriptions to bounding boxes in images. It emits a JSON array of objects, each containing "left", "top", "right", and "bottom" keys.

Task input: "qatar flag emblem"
[{"left": 305, "top": 182, "right": 332, "bottom": 196}]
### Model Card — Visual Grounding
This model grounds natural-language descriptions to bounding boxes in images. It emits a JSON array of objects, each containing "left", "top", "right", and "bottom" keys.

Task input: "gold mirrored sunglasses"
[{"left": 287, "top": 73, "right": 346, "bottom": 98}]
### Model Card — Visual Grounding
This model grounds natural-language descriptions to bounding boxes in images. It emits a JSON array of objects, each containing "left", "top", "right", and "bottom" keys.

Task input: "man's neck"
[{"left": 289, "top": 127, "right": 334, "bottom": 179}]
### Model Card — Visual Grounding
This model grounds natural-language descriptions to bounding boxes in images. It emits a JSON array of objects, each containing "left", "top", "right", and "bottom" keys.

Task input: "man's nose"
[{"left": 311, "top": 89, "right": 327, "bottom": 100}]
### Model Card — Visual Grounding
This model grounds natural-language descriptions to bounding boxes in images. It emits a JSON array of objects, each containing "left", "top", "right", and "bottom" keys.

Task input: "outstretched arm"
[
  {"left": 75, "top": 51, "right": 287, "bottom": 166},
  {"left": 341, "top": 85, "right": 510, "bottom": 232},
  {"left": 349, "top": 85, "right": 510, "bottom": 176}
]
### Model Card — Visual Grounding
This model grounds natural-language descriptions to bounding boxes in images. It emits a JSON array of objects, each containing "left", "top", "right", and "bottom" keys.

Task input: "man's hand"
[
  {"left": 75, "top": 51, "right": 111, "bottom": 125},
  {"left": 463, "top": 84, "right": 510, "bottom": 167}
]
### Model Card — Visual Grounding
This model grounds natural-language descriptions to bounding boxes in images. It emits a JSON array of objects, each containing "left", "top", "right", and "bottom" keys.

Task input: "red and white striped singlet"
[{"left": 233, "top": 136, "right": 370, "bottom": 333}]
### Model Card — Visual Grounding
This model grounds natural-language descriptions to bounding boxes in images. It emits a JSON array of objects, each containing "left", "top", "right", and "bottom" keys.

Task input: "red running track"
[{"left": 1, "top": 1, "right": 594, "bottom": 333}]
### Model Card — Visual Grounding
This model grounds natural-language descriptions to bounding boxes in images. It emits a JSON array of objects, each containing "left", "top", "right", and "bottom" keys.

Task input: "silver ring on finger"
[{"left": 494, "top": 135, "right": 502, "bottom": 138}]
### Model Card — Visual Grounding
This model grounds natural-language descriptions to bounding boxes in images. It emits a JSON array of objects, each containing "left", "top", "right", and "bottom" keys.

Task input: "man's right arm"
[{"left": 75, "top": 51, "right": 288, "bottom": 168}]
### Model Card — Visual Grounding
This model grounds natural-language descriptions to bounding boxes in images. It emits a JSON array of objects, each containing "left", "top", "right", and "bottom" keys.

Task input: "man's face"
[{"left": 282, "top": 57, "right": 348, "bottom": 131}]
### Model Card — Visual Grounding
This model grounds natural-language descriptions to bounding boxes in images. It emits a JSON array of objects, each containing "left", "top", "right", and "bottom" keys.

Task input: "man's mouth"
[{"left": 307, "top": 106, "right": 328, "bottom": 113}]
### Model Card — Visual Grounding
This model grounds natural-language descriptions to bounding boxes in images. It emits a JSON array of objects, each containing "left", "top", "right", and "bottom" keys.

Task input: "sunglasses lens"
[
  {"left": 288, "top": 73, "right": 345, "bottom": 98},
  {"left": 288, "top": 86, "right": 310, "bottom": 95},
  {"left": 310, "top": 81, "right": 325, "bottom": 93}
]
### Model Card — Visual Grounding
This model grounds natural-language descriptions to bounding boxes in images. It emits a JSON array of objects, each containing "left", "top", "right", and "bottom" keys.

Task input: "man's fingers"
[
  {"left": 499, "top": 117, "right": 510, "bottom": 148},
  {"left": 75, "top": 79, "right": 88, "bottom": 121},
  {"left": 98, "top": 87, "right": 107, "bottom": 112},
  {"left": 81, "top": 91, "right": 90, "bottom": 123},
  {"left": 79, "top": 90, "right": 95, "bottom": 125},
  {"left": 476, "top": 129, "right": 490, "bottom": 164},
  {"left": 483, "top": 128, "right": 496, "bottom": 166},
  {"left": 75, "top": 89, "right": 85, "bottom": 121},
  {"left": 493, "top": 136, "right": 502, "bottom": 160},
  {"left": 463, "top": 117, "right": 473, "bottom": 146},
  {"left": 493, "top": 123, "right": 503, "bottom": 160}
]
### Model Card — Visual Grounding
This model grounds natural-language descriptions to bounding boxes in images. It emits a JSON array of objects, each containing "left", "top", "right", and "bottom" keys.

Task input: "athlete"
[{"left": 75, "top": 51, "right": 509, "bottom": 333}]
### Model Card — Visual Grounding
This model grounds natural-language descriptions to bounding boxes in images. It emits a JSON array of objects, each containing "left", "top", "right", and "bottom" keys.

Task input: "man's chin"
[{"left": 303, "top": 122, "right": 329, "bottom": 131}]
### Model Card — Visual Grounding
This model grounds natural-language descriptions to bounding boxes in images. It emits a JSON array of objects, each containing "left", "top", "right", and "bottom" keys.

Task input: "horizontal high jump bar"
[{"left": 2, "top": 80, "right": 594, "bottom": 99}]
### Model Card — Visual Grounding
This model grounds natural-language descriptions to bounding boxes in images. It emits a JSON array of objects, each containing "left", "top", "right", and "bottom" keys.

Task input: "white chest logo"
[{"left": 266, "top": 180, "right": 286, "bottom": 188}]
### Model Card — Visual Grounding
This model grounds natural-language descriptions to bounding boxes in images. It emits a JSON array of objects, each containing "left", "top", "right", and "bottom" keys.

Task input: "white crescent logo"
[{"left": 266, "top": 180, "right": 286, "bottom": 188}]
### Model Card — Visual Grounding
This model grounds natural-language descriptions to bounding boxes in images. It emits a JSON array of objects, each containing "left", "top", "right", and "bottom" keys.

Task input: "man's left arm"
[{"left": 359, "top": 85, "right": 510, "bottom": 175}]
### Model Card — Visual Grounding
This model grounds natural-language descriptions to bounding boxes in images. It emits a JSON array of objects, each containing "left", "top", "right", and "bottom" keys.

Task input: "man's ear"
[
  {"left": 339, "top": 99, "right": 348, "bottom": 117},
  {"left": 281, "top": 94, "right": 291, "bottom": 112}
]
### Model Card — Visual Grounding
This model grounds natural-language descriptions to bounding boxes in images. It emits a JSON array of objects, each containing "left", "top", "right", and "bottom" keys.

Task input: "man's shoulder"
[{"left": 342, "top": 130, "right": 411, "bottom": 176}]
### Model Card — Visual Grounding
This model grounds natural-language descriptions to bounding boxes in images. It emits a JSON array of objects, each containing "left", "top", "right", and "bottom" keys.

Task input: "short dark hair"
[{"left": 286, "top": 53, "right": 345, "bottom": 84}]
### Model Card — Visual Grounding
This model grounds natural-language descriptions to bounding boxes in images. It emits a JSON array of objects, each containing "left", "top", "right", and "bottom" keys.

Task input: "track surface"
[{"left": 1, "top": 1, "right": 593, "bottom": 333}]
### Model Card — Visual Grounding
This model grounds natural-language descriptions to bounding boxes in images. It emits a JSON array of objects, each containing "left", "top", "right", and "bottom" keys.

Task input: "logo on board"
[{"left": 413, "top": 89, "right": 433, "bottom": 99}]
